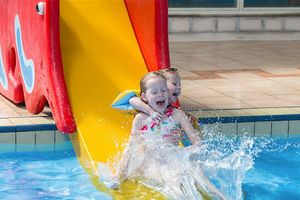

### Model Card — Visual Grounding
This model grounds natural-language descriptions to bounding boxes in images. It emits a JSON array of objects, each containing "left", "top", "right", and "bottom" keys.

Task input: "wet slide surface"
[{"left": 60, "top": 0, "right": 148, "bottom": 173}]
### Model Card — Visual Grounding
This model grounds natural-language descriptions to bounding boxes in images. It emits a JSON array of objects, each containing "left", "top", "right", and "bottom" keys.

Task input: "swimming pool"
[
  {"left": 0, "top": 142, "right": 112, "bottom": 200},
  {"left": 243, "top": 137, "right": 300, "bottom": 200},
  {"left": 0, "top": 137, "right": 299, "bottom": 199}
]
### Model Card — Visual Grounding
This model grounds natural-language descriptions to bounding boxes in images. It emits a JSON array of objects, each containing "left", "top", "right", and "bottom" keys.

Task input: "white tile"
[
  {"left": 16, "top": 131, "right": 36, "bottom": 152},
  {"left": 192, "top": 17, "right": 215, "bottom": 33},
  {"left": 238, "top": 122, "right": 255, "bottom": 136},
  {"left": 201, "top": 123, "right": 220, "bottom": 136},
  {"left": 16, "top": 131, "right": 35, "bottom": 144},
  {"left": 255, "top": 122, "right": 271, "bottom": 136},
  {"left": 239, "top": 18, "right": 262, "bottom": 32},
  {"left": 0, "top": 132, "right": 15, "bottom": 153},
  {"left": 9, "top": 118, "right": 32, "bottom": 126},
  {"left": 285, "top": 17, "right": 300, "bottom": 31},
  {"left": 0, "top": 119, "right": 13, "bottom": 126},
  {"left": 169, "top": 17, "right": 191, "bottom": 33},
  {"left": 264, "top": 18, "right": 283, "bottom": 31},
  {"left": 272, "top": 121, "right": 288, "bottom": 137},
  {"left": 36, "top": 131, "right": 55, "bottom": 144},
  {"left": 55, "top": 131, "right": 70, "bottom": 143},
  {"left": 218, "top": 17, "right": 236, "bottom": 32},
  {"left": 289, "top": 120, "right": 300, "bottom": 137},
  {"left": 0, "top": 132, "right": 15, "bottom": 143},
  {"left": 220, "top": 123, "right": 237, "bottom": 136},
  {"left": 28, "top": 117, "right": 51, "bottom": 124}
]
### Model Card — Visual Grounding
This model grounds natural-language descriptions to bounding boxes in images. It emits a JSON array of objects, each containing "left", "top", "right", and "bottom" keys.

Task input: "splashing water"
[{"left": 98, "top": 129, "right": 273, "bottom": 200}]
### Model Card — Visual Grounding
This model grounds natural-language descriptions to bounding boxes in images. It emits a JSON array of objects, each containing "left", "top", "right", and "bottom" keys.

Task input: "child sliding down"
[
  {"left": 129, "top": 67, "right": 197, "bottom": 146},
  {"left": 101, "top": 72, "right": 226, "bottom": 200}
]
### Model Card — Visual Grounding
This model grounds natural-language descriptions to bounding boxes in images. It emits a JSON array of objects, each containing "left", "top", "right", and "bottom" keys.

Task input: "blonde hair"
[
  {"left": 140, "top": 71, "right": 166, "bottom": 95},
  {"left": 159, "top": 67, "right": 180, "bottom": 79}
]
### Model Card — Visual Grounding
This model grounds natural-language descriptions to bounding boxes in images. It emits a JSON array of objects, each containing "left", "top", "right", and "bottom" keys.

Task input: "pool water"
[
  {"left": 0, "top": 137, "right": 299, "bottom": 199},
  {"left": 243, "top": 137, "right": 300, "bottom": 200},
  {"left": 0, "top": 142, "right": 112, "bottom": 200}
]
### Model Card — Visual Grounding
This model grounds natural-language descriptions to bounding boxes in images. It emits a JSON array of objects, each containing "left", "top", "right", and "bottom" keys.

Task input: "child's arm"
[
  {"left": 131, "top": 113, "right": 147, "bottom": 137},
  {"left": 129, "top": 96, "right": 164, "bottom": 121},
  {"left": 117, "top": 114, "right": 146, "bottom": 182},
  {"left": 174, "top": 109, "right": 201, "bottom": 145}
]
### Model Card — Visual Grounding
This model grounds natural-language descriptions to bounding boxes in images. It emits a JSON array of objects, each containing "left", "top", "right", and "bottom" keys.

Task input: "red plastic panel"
[
  {"left": 0, "top": 0, "right": 75, "bottom": 133},
  {"left": 124, "top": 0, "right": 170, "bottom": 71}
]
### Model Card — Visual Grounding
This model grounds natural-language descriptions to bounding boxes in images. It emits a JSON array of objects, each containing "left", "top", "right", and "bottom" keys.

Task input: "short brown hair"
[{"left": 159, "top": 67, "right": 179, "bottom": 79}]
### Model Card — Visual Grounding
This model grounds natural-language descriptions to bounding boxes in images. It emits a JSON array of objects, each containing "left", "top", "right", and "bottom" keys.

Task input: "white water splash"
[{"left": 97, "top": 130, "right": 271, "bottom": 200}]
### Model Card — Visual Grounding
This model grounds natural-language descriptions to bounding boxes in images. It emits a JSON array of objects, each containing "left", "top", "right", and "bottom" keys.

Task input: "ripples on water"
[
  {"left": 244, "top": 136, "right": 300, "bottom": 200},
  {"left": 0, "top": 134, "right": 298, "bottom": 199},
  {"left": 0, "top": 146, "right": 112, "bottom": 200}
]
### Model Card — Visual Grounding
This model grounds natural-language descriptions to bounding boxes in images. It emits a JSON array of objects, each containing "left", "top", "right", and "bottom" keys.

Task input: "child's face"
[
  {"left": 142, "top": 77, "right": 169, "bottom": 113},
  {"left": 166, "top": 74, "right": 181, "bottom": 104}
]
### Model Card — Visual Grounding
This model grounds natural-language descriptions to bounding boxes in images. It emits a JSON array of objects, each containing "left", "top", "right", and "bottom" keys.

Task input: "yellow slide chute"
[
  {"left": 59, "top": 1, "right": 211, "bottom": 199},
  {"left": 60, "top": 1, "right": 166, "bottom": 198},
  {"left": 60, "top": 0, "right": 147, "bottom": 173}
]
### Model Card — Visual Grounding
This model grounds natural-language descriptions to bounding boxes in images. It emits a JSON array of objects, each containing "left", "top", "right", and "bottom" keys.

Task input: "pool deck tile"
[
  {"left": 9, "top": 118, "right": 33, "bottom": 126},
  {"left": 0, "top": 41, "right": 300, "bottom": 138},
  {"left": 0, "top": 119, "right": 13, "bottom": 126},
  {"left": 28, "top": 117, "right": 52, "bottom": 125}
]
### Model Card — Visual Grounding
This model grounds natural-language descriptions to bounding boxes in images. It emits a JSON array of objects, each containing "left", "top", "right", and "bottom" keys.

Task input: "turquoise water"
[
  {"left": 243, "top": 137, "right": 300, "bottom": 200},
  {"left": 0, "top": 142, "right": 111, "bottom": 200},
  {"left": 0, "top": 137, "right": 299, "bottom": 199}
]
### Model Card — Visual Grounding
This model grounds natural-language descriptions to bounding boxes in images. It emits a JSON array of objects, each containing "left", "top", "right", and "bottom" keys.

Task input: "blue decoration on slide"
[
  {"left": 15, "top": 15, "right": 35, "bottom": 94},
  {"left": 0, "top": 45, "right": 8, "bottom": 90}
]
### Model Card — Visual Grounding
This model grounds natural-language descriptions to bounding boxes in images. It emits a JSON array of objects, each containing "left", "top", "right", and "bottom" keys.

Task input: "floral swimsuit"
[{"left": 140, "top": 107, "right": 183, "bottom": 144}]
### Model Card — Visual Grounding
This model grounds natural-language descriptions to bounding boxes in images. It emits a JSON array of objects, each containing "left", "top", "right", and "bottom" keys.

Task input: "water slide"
[
  {"left": 0, "top": 0, "right": 206, "bottom": 198},
  {"left": 0, "top": 0, "right": 167, "bottom": 168},
  {"left": 60, "top": 0, "right": 146, "bottom": 172},
  {"left": 59, "top": 0, "right": 169, "bottom": 198},
  {"left": 60, "top": 0, "right": 170, "bottom": 170}
]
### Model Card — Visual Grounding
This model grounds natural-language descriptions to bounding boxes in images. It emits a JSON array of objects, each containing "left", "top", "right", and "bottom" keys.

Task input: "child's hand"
[{"left": 149, "top": 111, "right": 165, "bottom": 122}]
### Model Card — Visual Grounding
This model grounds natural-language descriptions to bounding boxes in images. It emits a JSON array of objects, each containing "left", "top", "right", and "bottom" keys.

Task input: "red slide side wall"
[
  {"left": 0, "top": 0, "right": 75, "bottom": 133},
  {"left": 124, "top": 0, "right": 170, "bottom": 71}
]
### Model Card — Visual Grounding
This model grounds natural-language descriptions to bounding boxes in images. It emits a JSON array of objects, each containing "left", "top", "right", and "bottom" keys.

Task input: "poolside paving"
[
  {"left": 172, "top": 41, "right": 300, "bottom": 113},
  {"left": 1, "top": 40, "right": 300, "bottom": 126}
]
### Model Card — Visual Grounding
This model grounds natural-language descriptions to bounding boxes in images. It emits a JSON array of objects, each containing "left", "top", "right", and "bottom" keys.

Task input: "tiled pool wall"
[
  {"left": 191, "top": 109, "right": 300, "bottom": 137},
  {"left": 200, "top": 119, "right": 300, "bottom": 138},
  {"left": 0, "top": 116, "right": 72, "bottom": 153},
  {"left": 0, "top": 115, "right": 299, "bottom": 153},
  {"left": 0, "top": 129, "right": 71, "bottom": 153}
]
